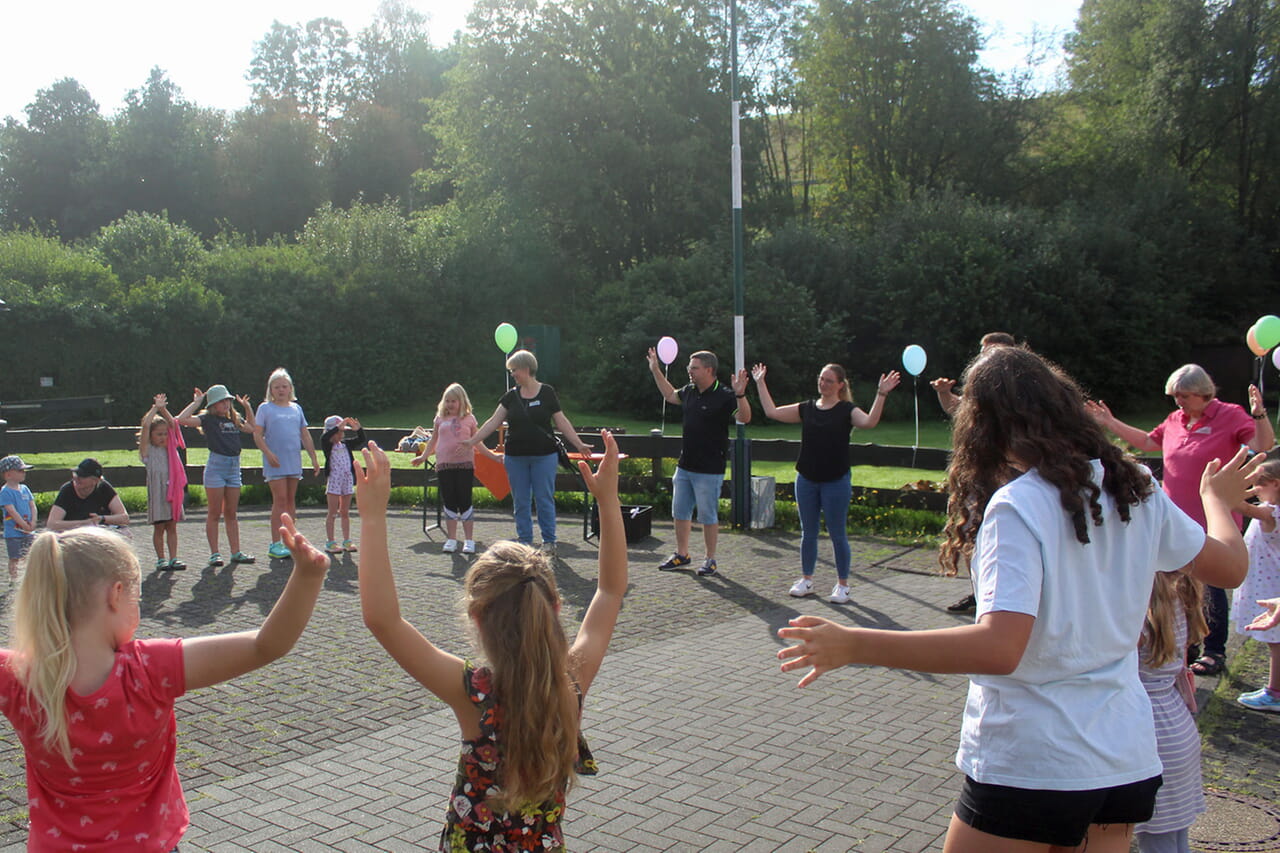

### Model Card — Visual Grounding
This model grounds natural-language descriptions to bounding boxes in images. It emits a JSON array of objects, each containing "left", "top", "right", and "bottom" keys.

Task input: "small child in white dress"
[{"left": 1234, "top": 459, "right": 1280, "bottom": 711}]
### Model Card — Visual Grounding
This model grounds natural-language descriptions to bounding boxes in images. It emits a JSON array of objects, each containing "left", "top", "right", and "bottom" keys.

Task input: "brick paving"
[{"left": 0, "top": 505, "right": 1274, "bottom": 851}]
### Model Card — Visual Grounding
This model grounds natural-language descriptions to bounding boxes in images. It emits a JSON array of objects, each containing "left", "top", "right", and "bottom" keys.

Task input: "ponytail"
[
  {"left": 465, "top": 543, "right": 578, "bottom": 810},
  {"left": 11, "top": 528, "right": 139, "bottom": 764}
]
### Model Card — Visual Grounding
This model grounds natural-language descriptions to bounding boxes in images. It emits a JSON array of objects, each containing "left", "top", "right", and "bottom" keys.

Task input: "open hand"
[
  {"left": 929, "top": 378, "right": 955, "bottom": 394},
  {"left": 1250, "top": 384, "right": 1266, "bottom": 417},
  {"left": 192, "top": 387, "right": 205, "bottom": 403},
  {"left": 732, "top": 368, "right": 750, "bottom": 396},
  {"left": 280, "top": 513, "right": 330, "bottom": 577},
  {"left": 579, "top": 430, "right": 619, "bottom": 503},
  {"left": 878, "top": 371, "right": 901, "bottom": 395},
  {"left": 776, "top": 614, "right": 858, "bottom": 687},
  {"left": 1245, "top": 597, "right": 1280, "bottom": 632},
  {"left": 355, "top": 441, "right": 392, "bottom": 514},
  {"left": 153, "top": 393, "right": 167, "bottom": 410},
  {"left": 1200, "top": 445, "right": 1265, "bottom": 507},
  {"left": 751, "top": 363, "right": 767, "bottom": 383}
]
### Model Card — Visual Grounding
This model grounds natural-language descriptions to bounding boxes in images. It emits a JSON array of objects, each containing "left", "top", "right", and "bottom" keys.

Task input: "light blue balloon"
[{"left": 902, "top": 344, "right": 927, "bottom": 376}]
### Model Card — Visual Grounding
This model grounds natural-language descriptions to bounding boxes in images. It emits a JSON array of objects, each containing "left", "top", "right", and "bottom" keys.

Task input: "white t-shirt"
[{"left": 955, "top": 461, "right": 1204, "bottom": 790}]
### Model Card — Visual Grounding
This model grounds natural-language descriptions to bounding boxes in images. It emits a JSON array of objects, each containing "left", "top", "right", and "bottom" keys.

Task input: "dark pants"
[{"left": 1203, "top": 584, "right": 1229, "bottom": 658}]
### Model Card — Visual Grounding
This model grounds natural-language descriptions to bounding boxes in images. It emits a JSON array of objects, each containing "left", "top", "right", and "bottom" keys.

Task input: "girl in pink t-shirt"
[
  {"left": 412, "top": 384, "right": 499, "bottom": 555},
  {"left": 0, "top": 519, "right": 330, "bottom": 852}
]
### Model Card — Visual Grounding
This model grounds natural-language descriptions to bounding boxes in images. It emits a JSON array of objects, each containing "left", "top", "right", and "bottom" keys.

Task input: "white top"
[{"left": 956, "top": 461, "right": 1205, "bottom": 790}]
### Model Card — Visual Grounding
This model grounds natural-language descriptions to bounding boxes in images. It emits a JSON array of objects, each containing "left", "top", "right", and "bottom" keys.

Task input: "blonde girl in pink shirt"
[
  {"left": 412, "top": 384, "right": 500, "bottom": 555},
  {"left": 0, "top": 518, "right": 329, "bottom": 851}
]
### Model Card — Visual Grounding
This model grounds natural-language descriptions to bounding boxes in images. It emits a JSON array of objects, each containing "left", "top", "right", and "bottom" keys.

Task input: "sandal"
[
  {"left": 324, "top": 541, "right": 343, "bottom": 554},
  {"left": 1190, "top": 654, "right": 1225, "bottom": 676}
]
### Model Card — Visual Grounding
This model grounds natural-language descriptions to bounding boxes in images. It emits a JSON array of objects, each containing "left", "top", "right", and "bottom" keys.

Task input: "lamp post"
[{"left": 729, "top": 0, "right": 750, "bottom": 529}]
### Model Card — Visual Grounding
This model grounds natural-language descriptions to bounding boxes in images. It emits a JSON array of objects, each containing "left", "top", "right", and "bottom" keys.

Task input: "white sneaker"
[
  {"left": 443, "top": 539, "right": 458, "bottom": 553},
  {"left": 829, "top": 583, "right": 851, "bottom": 604},
  {"left": 789, "top": 577, "right": 814, "bottom": 597},
  {"left": 540, "top": 541, "right": 557, "bottom": 557},
  {"left": 462, "top": 540, "right": 476, "bottom": 554}
]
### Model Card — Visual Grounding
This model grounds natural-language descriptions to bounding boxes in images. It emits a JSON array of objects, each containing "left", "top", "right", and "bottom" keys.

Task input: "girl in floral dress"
[{"left": 356, "top": 433, "right": 628, "bottom": 851}]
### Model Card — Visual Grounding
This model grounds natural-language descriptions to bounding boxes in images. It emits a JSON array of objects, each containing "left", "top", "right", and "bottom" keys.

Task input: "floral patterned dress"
[{"left": 441, "top": 663, "right": 597, "bottom": 852}]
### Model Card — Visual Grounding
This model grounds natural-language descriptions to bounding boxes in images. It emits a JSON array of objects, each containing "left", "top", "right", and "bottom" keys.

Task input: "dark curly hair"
[{"left": 940, "top": 346, "right": 1154, "bottom": 576}]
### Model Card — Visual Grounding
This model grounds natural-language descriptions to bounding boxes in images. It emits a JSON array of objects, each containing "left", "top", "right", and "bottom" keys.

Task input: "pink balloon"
[
  {"left": 1248, "top": 325, "right": 1269, "bottom": 357},
  {"left": 657, "top": 336, "right": 678, "bottom": 365}
]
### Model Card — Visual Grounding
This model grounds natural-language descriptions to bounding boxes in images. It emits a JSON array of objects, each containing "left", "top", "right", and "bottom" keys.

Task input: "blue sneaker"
[
  {"left": 696, "top": 558, "right": 718, "bottom": 577},
  {"left": 267, "top": 542, "right": 290, "bottom": 560},
  {"left": 1237, "top": 690, "right": 1280, "bottom": 712}
]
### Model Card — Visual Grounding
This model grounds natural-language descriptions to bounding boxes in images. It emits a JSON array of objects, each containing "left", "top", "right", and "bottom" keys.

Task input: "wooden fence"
[{"left": 0, "top": 425, "right": 953, "bottom": 512}]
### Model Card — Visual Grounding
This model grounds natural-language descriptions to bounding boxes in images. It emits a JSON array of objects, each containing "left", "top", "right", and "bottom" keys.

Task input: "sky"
[{"left": 1, "top": 0, "right": 1081, "bottom": 123}]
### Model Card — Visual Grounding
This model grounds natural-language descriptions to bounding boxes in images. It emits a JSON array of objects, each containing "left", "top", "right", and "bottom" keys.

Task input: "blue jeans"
[
  {"left": 504, "top": 452, "right": 558, "bottom": 545},
  {"left": 795, "top": 472, "right": 852, "bottom": 580}
]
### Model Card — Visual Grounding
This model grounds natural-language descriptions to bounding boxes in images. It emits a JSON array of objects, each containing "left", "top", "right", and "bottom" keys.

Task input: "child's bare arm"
[
  {"left": 569, "top": 431, "right": 627, "bottom": 694},
  {"left": 355, "top": 442, "right": 470, "bottom": 711},
  {"left": 183, "top": 515, "right": 328, "bottom": 689},
  {"left": 175, "top": 387, "right": 203, "bottom": 427},
  {"left": 301, "top": 422, "right": 320, "bottom": 476},
  {"left": 411, "top": 433, "right": 439, "bottom": 466}
]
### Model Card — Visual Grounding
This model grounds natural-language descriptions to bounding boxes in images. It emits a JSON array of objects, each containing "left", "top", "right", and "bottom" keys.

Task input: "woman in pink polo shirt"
[{"left": 1088, "top": 364, "right": 1274, "bottom": 675}]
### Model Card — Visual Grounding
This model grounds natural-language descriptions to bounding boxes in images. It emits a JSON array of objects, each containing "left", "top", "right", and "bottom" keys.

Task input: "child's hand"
[
  {"left": 579, "top": 430, "right": 619, "bottom": 504},
  {"left": 279, "top": 514, "right": 330, "bottom": 578},
  {"left": 346, "top": 417, "right": 361, "bottom": 429},
  {"left": 355, "top": 441, "right": 392, "bottom": 514},
  {"left": 777, "top": 615, "right": 858, "bottom": 687},
  {"left": 1246, "top": 597, "right": 1280, "bottom": 632},
  {"left": 1201, "top": 446, "right": 1265, "bottom": 506},
  {"left": 192, "top": 387, "right": 205, "bottom": 403},
  {"left": 153, "top": 393, "right": 167, "bottom": 410},
  {"left": 265, "top": 451, "right": 281, "bottom": 468},
  {"left": 751, "top": 363, "right": 767, "bottom": 383},
  {"left": 236, "top": 394, "right": 251, "bottom": 410},
  {"left": 410, "top": 454, "right": 425, "bottom": 467}
]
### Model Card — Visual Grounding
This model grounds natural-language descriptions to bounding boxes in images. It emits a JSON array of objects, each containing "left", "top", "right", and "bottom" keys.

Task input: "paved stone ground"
[{"left": 0, "top": 505, "right": 1274, "bottom": 851}]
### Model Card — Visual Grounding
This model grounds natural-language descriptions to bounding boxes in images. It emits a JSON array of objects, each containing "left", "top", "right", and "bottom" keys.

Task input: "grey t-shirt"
[{"left": 200, "top": 413, "right": 243, "bottom": 456}]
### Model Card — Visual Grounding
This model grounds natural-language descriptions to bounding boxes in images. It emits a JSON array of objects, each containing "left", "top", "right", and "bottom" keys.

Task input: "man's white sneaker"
[
  {"left": 789, "top": 577, "right": 814, "bottom": 597},
  {"left": 829, "top": 583, "right": 851, "bottom": 604},
  {"left": 443, "top": 539, "right": 458, "bottom": 553}
]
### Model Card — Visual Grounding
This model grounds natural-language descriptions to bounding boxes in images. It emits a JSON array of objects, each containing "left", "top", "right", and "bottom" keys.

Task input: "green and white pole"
[{"left": 730, "top": 0, "right": 750, "bottom": 529}]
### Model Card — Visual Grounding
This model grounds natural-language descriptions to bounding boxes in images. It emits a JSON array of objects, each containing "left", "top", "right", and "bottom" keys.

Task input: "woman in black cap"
[{"left": 46, "top": 458, "right": 129, "bottom": 531}]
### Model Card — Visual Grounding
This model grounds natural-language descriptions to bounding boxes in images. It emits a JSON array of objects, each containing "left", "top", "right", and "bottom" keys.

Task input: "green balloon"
[
  {"left": 494, "top": 322, "right": 518, "bottom": 353},
  {"left": 1257, "top": 315, "right": 1280, "bottom": 350}
]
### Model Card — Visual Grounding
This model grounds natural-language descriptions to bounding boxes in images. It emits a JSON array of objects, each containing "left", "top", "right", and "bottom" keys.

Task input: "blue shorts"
[
  {"left": 204, "top": 452, "right": 243, "bottom": 489},
  {"left": 6, "top": 534, "right": 33, "bottom": 561},
  {"left": 672, "top": 467, "right": 724, "bottom": 525}
]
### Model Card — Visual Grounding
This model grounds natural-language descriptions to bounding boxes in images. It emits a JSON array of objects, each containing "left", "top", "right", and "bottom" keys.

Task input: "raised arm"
[
  {"left": 235, "top": 395, "right": 257, "bottom": 432},
  {"left": 731, "top": 368, "right": 752, "bottom": 424},
  {"left": 852, "top": 371, "right": 901, "bottom": 429},
  {"left": 647, "top": 348, "right": 681, "bottom": 405},
  {"left": 552, "top": 410, "right": 592, "bottom": 455},
  {"left": 930, "top": 378, "right": 961, "bottom": 415},
  {"left": 568, "top": 430, "right": 627, "bottom": 695},
  {"left": 139, "top": 396, "right": 163, "bottom": 464},
  {"left": 750, "top": 363, "right": 801, "bottom": 423},
  {"left": 1186, "top": 447, "right": 1262, "bottom": 589},
  {"left": 355, "top": 442, "right": 470, "bottom": 712},
  {"left": 1085, "top": 400, "right": 1160, "bottom": 453},
  {"left": 175, "top": 387, "right": 204, "bottom": 428},
  {"left": 182, "top": 514, "right": 329, "bottom": 690},
  {"left": 1249, "top": 384, "right": 1274, "bottom": 453}
]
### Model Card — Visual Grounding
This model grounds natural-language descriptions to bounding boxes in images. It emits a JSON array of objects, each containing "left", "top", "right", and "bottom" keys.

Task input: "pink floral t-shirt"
[{"left": 0, "top": 638, "right": 188, "bottom": 852}]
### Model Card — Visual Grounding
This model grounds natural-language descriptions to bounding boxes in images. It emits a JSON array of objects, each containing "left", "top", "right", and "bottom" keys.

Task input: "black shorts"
[{"left": 954, "top": 774, "right": 1162, "bottom": 847}]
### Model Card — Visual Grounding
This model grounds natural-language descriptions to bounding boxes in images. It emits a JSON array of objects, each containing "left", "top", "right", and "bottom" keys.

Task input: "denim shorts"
[
  {"left": 5, "top": 534, "right": 33, "bottom": 561},
  {"left": 203, "top": 452, "right": 243, "bottom": 489},
  {"left": 671, "top": 467, "right": 724, "bottom": 524},
  {"left": 954, "top": 774, "right": 1162, "bottom": 847}
]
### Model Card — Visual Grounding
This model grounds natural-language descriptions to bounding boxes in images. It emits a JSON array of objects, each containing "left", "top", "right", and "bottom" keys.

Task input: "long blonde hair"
[
  {"left": 1141, "top": 571, "right": 1207, "bottom": 668},
  {"left": 10, "top": 528, "right": 139, "bottom": 764},
  {"left": 464, "top": 542, "right": 578, "bottom": 810},
  {"left": 437, "top": 383, "right": 474, "bottom": 420},
  {"left": 263, "top": 367, "right": 297, "bottom": 403}
]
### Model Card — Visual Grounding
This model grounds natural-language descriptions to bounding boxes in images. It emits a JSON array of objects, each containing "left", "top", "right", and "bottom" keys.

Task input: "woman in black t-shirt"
[
  {"left": 752, "top": 362, "right": 900, "bottom": 604},
  {"left": 468, "top": 350, "right": 592, "bottom": 552}
]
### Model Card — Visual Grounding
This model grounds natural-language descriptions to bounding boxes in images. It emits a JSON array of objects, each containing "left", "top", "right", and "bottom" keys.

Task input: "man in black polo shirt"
[
  {"left": 47, "top": 458, "right": 130, "bottom": 531},
  {"left": 647, "top": 347, "right": 750, "bottom": 577}
]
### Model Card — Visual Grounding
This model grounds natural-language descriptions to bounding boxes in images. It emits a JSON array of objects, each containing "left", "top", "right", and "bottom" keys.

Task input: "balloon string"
[
  {"left": 661, "top": 364, "right": 669, "bottom": 433},
  {"left": 912, "top": 376, "right": 919, "bottom": 469}
]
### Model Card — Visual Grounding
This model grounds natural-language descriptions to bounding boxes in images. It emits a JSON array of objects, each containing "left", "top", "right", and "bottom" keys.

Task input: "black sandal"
[{"left": 1189, "top": 654, "right": 1225, "bottom": 676}]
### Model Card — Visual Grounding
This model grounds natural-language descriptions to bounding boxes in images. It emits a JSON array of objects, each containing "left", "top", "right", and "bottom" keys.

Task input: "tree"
[
  {"left": 249, "top": 18, "right": 358, "bottom": 129},
  {"left": 0, "top": 79, "right": 110, "bottom": 238},
  {"left": 104, "top": 68, "right": 227, "bottom": 235},
  {"left": 794, "top": 0, "right": 1024, "bottom": 211},
  {"left": 219, "top": 105, "right": 326, "bottom": 239},
  {"left": 88, "top": 211, "right": 206, "bottom": 286},
  {"left": 430, "top": 0, "right": 731, "bottom": 279}
]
